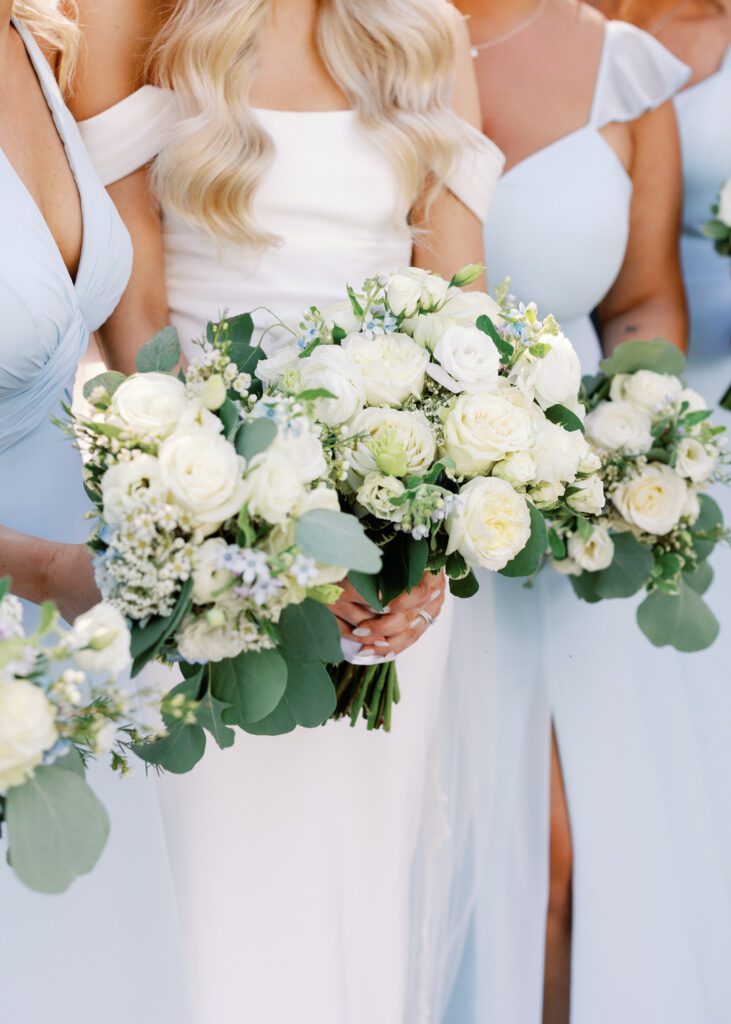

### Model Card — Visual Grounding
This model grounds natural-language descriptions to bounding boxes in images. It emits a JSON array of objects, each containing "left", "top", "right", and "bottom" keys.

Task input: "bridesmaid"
[
  {"left": 445, "top": 3, "right": 729, "bottom": 1023},
  {"left": 0, "top": 5, "right": 190, "bottom": 1022}
]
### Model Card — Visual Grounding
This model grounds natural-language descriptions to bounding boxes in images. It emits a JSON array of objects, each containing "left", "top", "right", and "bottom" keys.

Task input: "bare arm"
[
  {"left": 0, "top": 528, "right": 97, "bottom": 622},
  {"left": 596, "top": 102, "right": 687, "bottom": 354},
  {"left": 69, "top": 0, "right": 168, "bottom": 374}
]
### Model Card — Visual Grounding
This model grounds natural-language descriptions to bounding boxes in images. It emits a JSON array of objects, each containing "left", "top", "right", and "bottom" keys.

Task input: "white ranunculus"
[
  {"left": 255, "top": 343, "right": 301, "bottom": 387},
  {"left": 612, "top": 369, "right": 683, "bottom": 417},
  {"left": 386, "top": 272, "right": 423, "bottom": 317},
  {"left": 566, "top": 474, "right": 606, "bottom": 516},
  {"left": 585, "top": 400, "right": 654, "bottom": 455},
  {"left": 349, "top": 407, "right": 436, "bottom": 479},
  {"left": 356, "top": 473, "right": 407, "bottom": 522},
  {"left": 508, "top": 332, "right": 582, "bottom": 410},
  {"left": 718, "top": 176, "right": 731, "bottom": 227},
  {"left": 299, "top": 345, "right": 364, "bottom": 426},
  {"left": 158, "top": 430, "right": 248, "bottom": 531},
  {"left": 492, "top": 450, "right": 538, "bottom": 488},
  {"left": 675, "top": 437, "right": 717, "bottom": 483},
  {"left": 192, "top": 538, "right": 233, "bottom": 605},
  {"left": 567, "top": 526, "right": 615, "bottom": 572},
  {"left": 240, "top": 449, "right": 307, "bottom": 525},
  {"left": 101, "top": 454, "right": 162, "bottom": 525},
  {"left": 446, "top": 477, "right": 532, "bottom": 572},
  {"left": 270, "top": 422, "right": 327, "bottom": 484},
  {"left": 429, "top": 324, "right": 501, "bottom": 395},
  {"left": 0, "top": 679, "right": 58, "bottom": 792},
  {"left": 612, "top": 462, "right": 688, "bottom": 536},
  {"left": 109, "top": 373, "right": 187, "bottom": 440},
  {"left": 69, "top": 603, "right": 132, "bottom": 674},
  {"left": 321, "top": 300, "right": 361, "bottom": 336},
  {"left": 441, "top": 393, "right": 534, "bottom": 479},
  {"left": 343, "top": 332, "right": 429, "bottom": 406}
]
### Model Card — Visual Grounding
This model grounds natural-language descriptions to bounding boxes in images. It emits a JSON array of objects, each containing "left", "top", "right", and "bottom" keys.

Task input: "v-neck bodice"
[{"left": 0, "top": 19, "right": 132, "bottom": 457}]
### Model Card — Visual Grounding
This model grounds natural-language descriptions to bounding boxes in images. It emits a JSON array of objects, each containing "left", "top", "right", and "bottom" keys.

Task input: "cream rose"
[
  {"left": 109, "top": 373, "right": 188, "bottom": 440},
  {"left": 612, "top": 462, "right": 688, "bottom": 536},
  {"left": 239, "top": 449, "right": 306, "bottom": 525},
  {"left": 269, "top": 421, "right": 327, "bottom": 484},
  {"left": 610, "top": 369, "right": 683, "bottom": 417},
  {"left": 101, "top": 455, "right": 163, "bottom": 526},
  {"left": 566, "top": 474, "right": 606, "bottom": 516},
  {"left": 585, "top": 400, "right": 654, "bottom": 454},
  {"left": 675, "top": 437, "right": 717, "bottom": 483},
  {"left": 508, "top": 332, "right": 582, "bottom": 410},
  {"left": 299, "top": 345, "right": 365, "bottom": 426},
  {"left": 567, "top": 526, "right": 615, "bottom": 572},
  {"left": 343, "top": 332, "right": 428, "bottom": 406},
  {"left": 69, "top": 603, "right": 131, "bottom": 674},
  {"left": 438, "top": 287, "right": 503, "bottom": 327},
  {"left": 192, "top": 538, "right": 233, "bottom": 605},
  {"left": 428, "top": 324, "right": 501, "bottom": 395},
  {"left": 349, "top": 407, "right": 436, "bottom": 479},
  {"left": 321, "top": 299, "right": 361, "bottom": 336},
  {"left": 492, "top": 450, "right": 538, "bottom": 488},
  {"left": 531, "top": 419, "right": 586, "bottom": 489},
  {"left": 158, "top": 430, "right": 248, "bottom": 531},
  {"left": 446, "top": 477, "right": 532, "bottom": 572},
  {"left": 0, "top": 679, "right": 58, "bottom": 792},
  {"left": 442, "top": 393, "right": 534, "bottom": 479},
  {"left": 679, "top": 387, "right": 709, "bottom": 414},
  {"left": 356, "top": 473, "right": 407, "bottom": 523},
  {"left": 385, "top": 271, "right": 423, "bottom": 316}
]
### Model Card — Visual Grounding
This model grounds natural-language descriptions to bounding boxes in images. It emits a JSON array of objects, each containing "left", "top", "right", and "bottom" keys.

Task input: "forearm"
[
  {"left": 598, "top": 291, "right": 688, "bottom": 357},
  {"left": 0, "top": 525, "right": 57, "bottom": 605}
]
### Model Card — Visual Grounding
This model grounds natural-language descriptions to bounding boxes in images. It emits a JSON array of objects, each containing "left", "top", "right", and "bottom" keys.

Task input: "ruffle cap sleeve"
[
  {"left": 590, "top": 21, "right": 691, "bottom": 128},
  {"left": 78, "top": 86, "right": 180, "bottom": 187},
  {"left": 445, "top": 120, "right": 505, "bottom": 225}
]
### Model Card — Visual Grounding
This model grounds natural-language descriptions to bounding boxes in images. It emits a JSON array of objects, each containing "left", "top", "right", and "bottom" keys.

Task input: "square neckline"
[{"left": 0, "top": 19, "right": 89, "bottom": 291}]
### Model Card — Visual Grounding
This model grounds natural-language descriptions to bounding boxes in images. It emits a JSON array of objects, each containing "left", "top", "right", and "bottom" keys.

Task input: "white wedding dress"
[{"left": 80, "top": 94, "right": 502, "bottom": 1023}]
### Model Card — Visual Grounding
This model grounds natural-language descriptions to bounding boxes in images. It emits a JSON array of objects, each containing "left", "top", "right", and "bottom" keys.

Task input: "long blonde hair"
[
  {"left": 12, "top": 0, "right": 79, "bottom": 93},
  {"left": 150, "top": 0, "right": 468, "bottom": 246}
]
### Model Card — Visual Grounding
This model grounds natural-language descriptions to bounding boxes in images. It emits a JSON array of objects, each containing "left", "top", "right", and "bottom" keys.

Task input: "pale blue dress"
[
  {"left": 444, "top": 23, "right": 731, "bottom": 1024},
  {"left": 0, "top": 21, "right": 191, "bottom": 1023}
]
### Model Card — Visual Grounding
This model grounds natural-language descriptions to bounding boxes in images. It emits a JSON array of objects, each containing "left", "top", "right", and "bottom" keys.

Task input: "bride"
[{"left": 70, "top": 1, "right": 503, "bottom": 1020}]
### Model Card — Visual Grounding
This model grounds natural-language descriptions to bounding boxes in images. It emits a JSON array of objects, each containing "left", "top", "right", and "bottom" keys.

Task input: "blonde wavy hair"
[
  {"left": 12, "top": 0, "right": 79, "bottom": 93},
  {"left": 150, "top": 0, "right": 468, "bottom": 246}
]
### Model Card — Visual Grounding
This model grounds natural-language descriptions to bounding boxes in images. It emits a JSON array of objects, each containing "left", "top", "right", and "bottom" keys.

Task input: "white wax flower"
[{"left": 446, "top": 477, "right": 532, "bottom": 572}]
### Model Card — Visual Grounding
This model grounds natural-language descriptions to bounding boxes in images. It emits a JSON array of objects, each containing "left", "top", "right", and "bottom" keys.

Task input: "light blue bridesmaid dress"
[
  {"left": 445, "top": 22, "right": 731, "bottom": 1024},
  {"left": 0, "top": 21, "right": 191, "bottom": 1023}
]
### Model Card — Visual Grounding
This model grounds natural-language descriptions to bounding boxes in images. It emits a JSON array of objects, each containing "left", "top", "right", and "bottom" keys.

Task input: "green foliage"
[
  {"left": 130, "top": 578, "right": 194, "bottom": 676},
  {"left": 212, "top": 649, "right": 288, "bottom": 726},
  {"left": 476, "top": 314, "right": 513, "bottom": 363},
  {"left": 195, "top": 690, "right": 236, "bottom": 750},
  {"left": 82, "top": 370, "right": 126, "bottom": 402},
  {"left": 296, "top": 388, "right": 337, "bottom": 402},
  {"left": 135, "top": 327, "right": 181, "bottom": 373},
  {"left": 499, "top": 504, "right": 548, "bottom": 578},
  {"left": 637, "top": 580, "right": 719, "bottom": 652},
  {"left": 243, "top": 658, "right": 336, "bottom": 735},
  {"left": 691, "top": 494, "right": 724, "bottom": 561},
  {"left": 5, "top": 766, "right": 110, "bottom": 893},
  {"left": 348, "top": 571, "right": 383, "bottom": 612},
  {"left": 133, "top": 721, "right": 207, "bottom": 774},
  {"left": 593, "top": 533, "right": 654, "bottom": 599},
  {"left": 295, "top": 509, "right": 382, "bottom": 573},
  {"left": 548, "top": 528, "right": 567, "bottom": 560},
  {"left": 378, "top": 534, "right": 411, "bottom": 605},
  {"left": 407, "top": 538, "right": 429, "bottom": 590},
  {"left": 0, "top": 576, "right": 9, "bottom": 602},
  {"left": 544, "top": 404, "right": 585, "bottom": 433},
  {"left": 449, "top": 569, "right": 479, "bottom": 598},
  {"left": 235, "top": 418, "right": 277, "bottom": 461},
  {"left": 599, "top": 339, "right": 686, "bottom": 378},
  {"left": 278, "top": 599, "right": 343, "bottom": 664},
  {"left": 684, "top": 560, "right": 714, "bottom": 596}
]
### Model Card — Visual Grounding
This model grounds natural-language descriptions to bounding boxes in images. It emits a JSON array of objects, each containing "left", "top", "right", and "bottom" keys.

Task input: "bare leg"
[{"left": 543, "top": 729, "right": 573, "bottom": 1024}]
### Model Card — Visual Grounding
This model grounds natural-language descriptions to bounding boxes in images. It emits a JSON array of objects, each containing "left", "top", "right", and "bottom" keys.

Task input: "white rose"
[
  {"left": 404, "top": 313, "right": 445, "bottom": 351},
  {"left": 101, "top": 454, "right": 163, "bottom": 526},
  {"left": 442, "top": 393, "right": 534, "bottom": 479},
  {"left": 566, "top": 474, "right": 606, "bottom": 516},
  {"left": 492, "top": 450, "right": 538, "bottom": 488},
  {"left": 240, "top": 449, "right": 306, "bottom": 525},
  {"left": 567, "top": 526, "right": 615, "bottom": 572},
  {"left": 675, "top": 437, "right": 717, "bottom": 483},
  {"left": 349, "top": 407, "right": 436, "bottom": 479},
  {"left": 343, "top": 332, "right": 429, "bottom": 406},
  {"left": 320, "top": 300, "right": 361, "bottom": 336},
  {"left": 299, "top": 345, "right": 364, "bottom": 426},
  {"left": 550, "top": 555, "right": 582, "bottom": 577},
  {"left": 508, "top": 333, "right": 582, "bottom": 410},
  {"left": 612, "top": 462, "right": 688, "bottom": 536},
  {"left": 532, "top": 419, "right": 586, "bottom": 489},
  {"left": 385, "top": 272, "right": 423, "bottom": 316},
  {"left": 611, "top": 369, "right": 683, "bottom": 417},
  {"left": 428, "top": 324, "right": 501, "bottom": 395},
  {"left": 579, "top": 450, "right": 603, "bottom": 474},
  {"left": 69, "top": 603, "right": 131, "bottom": 674},
  {"left": 356, "top": 473, "right": 407, "bottom": 522},
  {"left": 585, "top": 400, "right": 654, "bottom": 455},
  {"left": 158, "top": 430, "right": 248, "bottom": 531},
  {"left": 269, "top": 421, "right": 327, "bottom": 484},
  {"left": 718, "top": 176, "right": 731, "bottom": 227},
  {"left": 417, "top": 271, "right": 450, "bottom": 309},
  {"left": 192, "top": 538, "right": 233, "bottom": 605},
  {"left": 255, "top": 343, "right": 301, "bottom": 387},
  {"left": 438, "top": 287, "right": 503, "bottom": 327},
  {"left": 109, "top": 373, "right": 188, "bottom": 439},
  {"left": 0, "top": 679, "right": 58, "bottom": 792},
  {"left": 446, "top": 477, "right": 532, "bottom": 572},
  {"left": 679, "top": 387, "right": 709, "bottom": 414}
]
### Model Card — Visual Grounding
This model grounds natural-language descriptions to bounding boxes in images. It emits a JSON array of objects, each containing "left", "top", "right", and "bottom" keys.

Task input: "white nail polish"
[
  {"left": 374, "top": 641, "right": 390, "bottom": 648},
  {"left": 353, "top": 627, "right": 371, "bottom": 637}
]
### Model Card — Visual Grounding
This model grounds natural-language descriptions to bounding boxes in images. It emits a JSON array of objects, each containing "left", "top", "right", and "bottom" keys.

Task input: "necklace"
[
  {"left": 648, "top": 0, "right": 689, "bottom": 35},
  {"left": 470, "top": 0, "right": 549, "bottom": 58}
]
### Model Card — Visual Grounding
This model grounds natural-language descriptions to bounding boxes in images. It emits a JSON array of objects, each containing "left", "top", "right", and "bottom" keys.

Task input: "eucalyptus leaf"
[
  {"left": 684, "top": 560, "right": 714, "bottom": 596},
  {"left": 133, "top": 722, "right": 206, "bottom": 774},
  {"left": 499, "top": 504, "right": 548, "bottom": 578},
  {"left": 218, "top": 398, "right": 240, "bottom": 441},
  {"left": 449, "top": 569, "right": 479, "bottom": 598},
  {"left": 348, "top": 571, "right": 383, "bottom": 613},
  {"left": 195, "top": 691, "right": 236, "bottom": 750},
  {"left": 691, "top": 494, "right": 724, "bottom": 561},
  {"left": 131, "top": 578, "right": 194, "bottom": 676},
  {"left": 5, "top": 766, "right": 109, "bottom": 893},
  {"left": 244, "top": 657, "right": 336, "bottom": 734},
  {"left": 599, "top": 339, "right": 686, "bottom": 378},
  {"left": 570, "top": 572, "right": 602, "bottom": 604},
  {"left": 295, "top": 509, "right": 382, "bottom": 573},
  {"left": 212, "top": 649, "right": 288, "bottom": 725},
  {"left": 278, "top": 599, "right": 343, "bottom": 663},
  {"left": 545, "top": 404, "right": 585, "bottom": 434},
  {"left": 593, "top": 533, "right": 654, "bottom": 599},
  {"left": 637, "top": 581, "right": 719, "bottom": 653},
  {"left": 235, "top": 418, "right": 277, "bottom": 461},
  {"left": 407, "top": 538, "right": 429, "bottom": 590},
  {"left": 135, "top": 326, "right": 181, "bottom": 374},
  {"left": 82, "top": 370, "right": 126, "bottom": 401},
  {"left": 54, "top": 747, "right": 85, "bottom": 776},
  {"left": 379, "top": 534, "right": 410, "bottom": 605}
]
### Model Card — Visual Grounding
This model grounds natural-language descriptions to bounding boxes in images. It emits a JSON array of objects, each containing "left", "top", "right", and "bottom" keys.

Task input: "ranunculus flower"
[
  {"left": 356, "top": 473, "right": 407, "bottom": 522},
  {"left": 442, "top": 393, "right": 534, "bottom": 479},
  {"left": 348, "top": 407, "right": 435, "bottom": 479},
  {"left": 612, "top": 462, "right": 688, "bottom": 536},
  {"left": 109, "top": 373, "right": 187, "bottom": 439},
  {"left": 585, "top": 400, "right": 654, "bottom": 455},
  {"left": 508, "top": 332, "right": 581, "bottom": 410},
  {"left": 70, "top": 603, "right": 131, "bottom": 674},
  {"left": 343, "top": 332, "right": 428, "bottom": 406},
  {"left": 158, "top": 430, "right": 248, "bottom": 532},
  {"left": 446, "top": 477, "right": 532, "bottom": 572},
  {"left": 675, "top": 437, "right": 717, "bottom": 483},
  {"left": 428, "top": 324, "right": 500, "bottom": 394},
  {"left": 0, "top": 679, "right": 58, "bottom": 792},
  {"left": 298, "top": 345, "right": 365, "bottom": 426},
  {"left": 567, "top": 526, "right": 615, "bottom": 572}
]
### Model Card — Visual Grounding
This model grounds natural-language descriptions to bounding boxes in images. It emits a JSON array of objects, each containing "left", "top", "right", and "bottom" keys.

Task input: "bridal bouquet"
[
  {"left": 0, "top": 583, "right": 169, "bottom": 892},
  {"left": 73, "top": 324, "right": 380, "bottom": 764},
  {"left": 257, "top": 268, "right": 589, "bottom": 728},
  {"left": 548, "top": 340, "right": 729, "bottom": 652},
  {"left": 703, "top": 176, "right": 731, "bottom": 257}
]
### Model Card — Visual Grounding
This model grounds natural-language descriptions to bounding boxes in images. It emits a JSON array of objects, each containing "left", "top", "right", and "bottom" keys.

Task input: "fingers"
[
  {"left": 355, "top": 574, "right": 446, "bottom": 638},
  {"left": 357, "top": 578, "right": 447, "bottom": 656}
]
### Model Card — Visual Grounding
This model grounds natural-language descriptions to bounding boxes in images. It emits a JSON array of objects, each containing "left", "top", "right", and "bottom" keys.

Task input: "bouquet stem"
[{"left": 331, "top": 661, "right": 400, "bottom": 732}]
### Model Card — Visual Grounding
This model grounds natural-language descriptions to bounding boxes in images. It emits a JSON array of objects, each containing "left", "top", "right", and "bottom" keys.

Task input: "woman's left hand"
[{"left": 338, "top": 570, "right": 446, "bottom": 659}]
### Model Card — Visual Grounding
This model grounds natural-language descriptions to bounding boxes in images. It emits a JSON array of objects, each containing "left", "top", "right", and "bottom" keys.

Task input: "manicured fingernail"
[
  {"left": 374, "top": 641, "right": 390, "bottom": 648},
  {"left": 381, "top": 605, "right": 391, "bottom": 614},
  {"left": 353, "top": 627, "right": 371, "bottom": 637},
  {"left": 430, "top": 590, "right": 444, "bottom": 602}
]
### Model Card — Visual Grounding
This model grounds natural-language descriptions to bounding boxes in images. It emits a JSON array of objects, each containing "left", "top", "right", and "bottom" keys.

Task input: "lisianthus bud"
[
  {"left": 450, "top": 263, "right": 484, "bottom": 288},
  {"left": 200, "top": 374, "right": 227, "bottom": 411}
]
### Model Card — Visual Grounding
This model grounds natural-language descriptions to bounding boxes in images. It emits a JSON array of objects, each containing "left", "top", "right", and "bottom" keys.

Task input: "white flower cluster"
[{"left": 260, "top": 269, "right": 587, "bottom": 574}]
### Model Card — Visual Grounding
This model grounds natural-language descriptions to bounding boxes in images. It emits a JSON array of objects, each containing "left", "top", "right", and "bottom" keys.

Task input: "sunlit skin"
[{"left": 69, "top": 0, "right": 486, "bottom": 655}]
